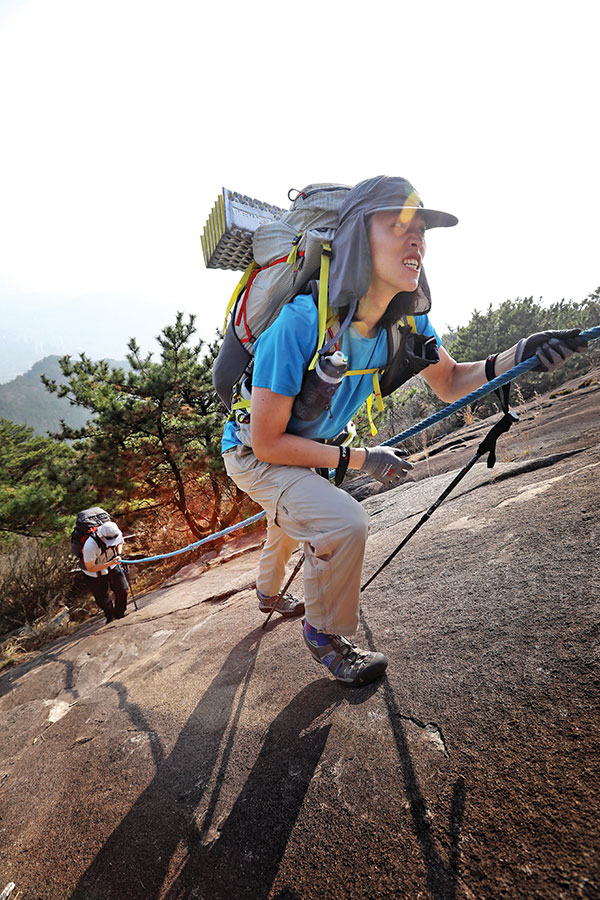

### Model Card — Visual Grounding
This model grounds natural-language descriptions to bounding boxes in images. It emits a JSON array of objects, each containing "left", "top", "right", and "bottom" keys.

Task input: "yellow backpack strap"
[
  {"left": 308, "top": 242, "right": 332, "bottom": 370},
  {"left": 344, "top": 367, "right": 384, "bottom": 436},
  {"left": 286, "top": 232, "right": 303, "bottom": 271},
  {"left": 346, "top": 366, "right": 384, "bottom": 404},
  {"left": 231, "top": 382, "right": 252, "bottom": 425},
  {"left": 223, "top": 261, "right": 258, "bottom": 332},
  {"left": 371, "top": 370, "right": 384, "bottom": 411},
  {"left": 326, "top": 312, "right": 339, "bottom": 334},
  {"left": 345, "top": 366, "right": 375, "bottom": 376},
  {"left": 365, "top": 371, "right": 384, "bottom": 435},
  {"left": 365, "top": 395, "right": 377, "bottom": 436}
]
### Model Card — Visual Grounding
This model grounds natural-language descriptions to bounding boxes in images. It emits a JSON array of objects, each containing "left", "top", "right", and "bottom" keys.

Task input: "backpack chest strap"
[{"left": 343, "top": 367, "right": 384, "bottom": 436}]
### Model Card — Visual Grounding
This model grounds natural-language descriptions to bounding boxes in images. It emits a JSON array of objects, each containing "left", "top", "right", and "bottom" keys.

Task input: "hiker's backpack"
[
  {"left": 70, "top": 507, "right": 112, "bottom": 560},
  {"left": 212, "top": 183, "right": 351, "bottom": 410},
  {"left": 208, "top": 183, "right": 441, "bottom": 434}
]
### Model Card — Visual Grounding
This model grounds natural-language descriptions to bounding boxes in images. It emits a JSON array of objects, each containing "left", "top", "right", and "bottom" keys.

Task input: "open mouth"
[{"left": 403, "top": 257, "right": 420, "bottom": 271}]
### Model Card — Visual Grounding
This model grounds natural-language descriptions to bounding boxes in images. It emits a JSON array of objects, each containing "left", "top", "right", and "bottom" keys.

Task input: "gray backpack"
[{"left": 211, "top": 183, "right": 351, "bottom": 410}]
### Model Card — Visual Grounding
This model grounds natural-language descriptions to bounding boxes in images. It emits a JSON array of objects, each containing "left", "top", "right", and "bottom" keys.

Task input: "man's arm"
[
  {"left": 250, "top": 387, "right": 367, "bottom": 470},
  {"left": 422, "top": 347, "right": 486, "bottom": 402},
  {"left": 251, "top": 387, "right": 414, "bottom": 486},
  {"left": 83, "top": 544, "right": 122, "bottom": 573},
  {"left": 84, "top": 558, "right": 117, "bottom": 573},
  {"left": 423, "top": 328, "right": 586, "bottom": 403}
]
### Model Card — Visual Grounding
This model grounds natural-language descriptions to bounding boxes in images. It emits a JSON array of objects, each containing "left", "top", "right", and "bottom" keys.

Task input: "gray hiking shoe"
[
  {"left": 302, "top": 620, "right": 388, "bottom": 686},
  {"left": 257, "top": 590, "right": 305, "bottom": 618}
]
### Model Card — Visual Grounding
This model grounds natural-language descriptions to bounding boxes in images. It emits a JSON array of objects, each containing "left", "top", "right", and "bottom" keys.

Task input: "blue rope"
[
  {"left": 123, "top": 324, "right": 599, "bottom": 564},
  {"left": 122, "top": 511, "right": 266, "bottom": 564}
]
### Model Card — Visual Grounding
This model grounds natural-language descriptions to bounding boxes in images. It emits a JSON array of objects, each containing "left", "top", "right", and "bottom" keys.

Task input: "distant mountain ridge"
[
  {"left": 0, "top": 281, "right": 220, "bottom": 384},
  {"left": 0, "top": 355, "right": 126, "bottom": 436}
]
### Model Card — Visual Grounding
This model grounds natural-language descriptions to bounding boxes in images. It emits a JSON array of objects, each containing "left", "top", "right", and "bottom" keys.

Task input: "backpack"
[
  {"left": 207, "top": 184, "right": 440, "bottom": 434},
  {"left": 70, "top": 507, "right": 112, "bottom": 560},
  {"left": 211, "top": 183, "right": 351, "bottom": 410}
]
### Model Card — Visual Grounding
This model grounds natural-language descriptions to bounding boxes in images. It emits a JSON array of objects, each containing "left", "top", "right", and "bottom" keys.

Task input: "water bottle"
[{"left": 292, "top": 351, "right": 348, "bottom": 421}]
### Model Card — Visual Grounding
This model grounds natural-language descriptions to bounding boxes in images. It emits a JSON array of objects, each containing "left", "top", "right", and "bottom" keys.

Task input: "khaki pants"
[{"left": 224, "top": 446, "right": 369, "bottom": 635}]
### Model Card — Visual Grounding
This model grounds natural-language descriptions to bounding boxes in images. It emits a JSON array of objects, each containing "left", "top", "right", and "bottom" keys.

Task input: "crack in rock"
[
  {"left": 395, "top": 712, "right": 449, "bottom": 757},
  {"left": 491, "top": 448, "right": 588, "bottom": 483},
  {"left": 495, "top": 457, "right": 599, "bottom": 508}
]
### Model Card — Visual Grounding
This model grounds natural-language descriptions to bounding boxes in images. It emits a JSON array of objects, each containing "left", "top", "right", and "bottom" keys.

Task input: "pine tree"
[
  {"left": 0, "top": 418, "right": 87, "bottom": 538},
  {"left": 43, "top": 313, "right": 244, "bottom": 539}
]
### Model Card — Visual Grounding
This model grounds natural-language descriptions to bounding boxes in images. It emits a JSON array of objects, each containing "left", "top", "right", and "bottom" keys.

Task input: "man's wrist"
[
  {"left": 494, "top": 345, "right": 518, "bottom": 376},
  {"left": 349, "top": 447, "right": 367, "bottom": 470}
]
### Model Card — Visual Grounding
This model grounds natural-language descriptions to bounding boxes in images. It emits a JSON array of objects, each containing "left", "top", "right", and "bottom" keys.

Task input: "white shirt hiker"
[{"left": 81, "top": 536, "right": 120, "bottom": 578}]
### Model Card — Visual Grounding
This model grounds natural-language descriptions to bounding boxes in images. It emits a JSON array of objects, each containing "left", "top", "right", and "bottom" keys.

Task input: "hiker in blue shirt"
[{"left": 223, "top": 176, "right": 585, "bottom": 687}]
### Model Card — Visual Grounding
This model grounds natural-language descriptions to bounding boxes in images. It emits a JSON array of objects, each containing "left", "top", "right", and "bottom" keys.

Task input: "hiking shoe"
[
  {"left": 303, "top": 620, "right": 388, "bottom": 687},
  {"left": 257, "top": 589, "right": 305, "bottom": 618}
]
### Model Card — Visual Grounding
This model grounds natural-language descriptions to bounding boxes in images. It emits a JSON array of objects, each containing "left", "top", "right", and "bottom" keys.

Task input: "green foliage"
[
  {"left": 42, "top": 313, "right": 235, "bottom": 538},
  {"left": 0, "top": 418, "right": 90, "bottom": 540}
]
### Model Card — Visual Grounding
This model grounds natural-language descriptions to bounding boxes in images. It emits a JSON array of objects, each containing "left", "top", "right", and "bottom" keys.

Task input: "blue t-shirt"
[{"left": 221, "top": 293, "right": 440, "bottom": 452}]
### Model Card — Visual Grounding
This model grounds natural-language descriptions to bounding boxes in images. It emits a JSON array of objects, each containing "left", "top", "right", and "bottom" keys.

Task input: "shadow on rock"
[
  {"left": 361, "top": 612, "right": 467, "bottom": 900},
  {"left": 68, "top": 628, "right": 342, "bottom": 900},
  {"left": 163, "top": 678, "right": 343, "bottom": 900},
  {"left": 68, "top": 625, "right": 263, "bottom": 900}
]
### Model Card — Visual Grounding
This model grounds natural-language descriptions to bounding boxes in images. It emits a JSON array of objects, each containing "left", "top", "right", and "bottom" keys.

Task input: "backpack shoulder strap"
[
  {"left": 223, "top": 261, "right": 258, "bottom": 332},
  {"left": 385, "top": 314, "right": 414, "bottom": 369},
  {"left": 91, "top": 530, "right": 106, "bottom": 552},
  {"left": 308, "top": 242, "right": 333, "bottom": 370}
]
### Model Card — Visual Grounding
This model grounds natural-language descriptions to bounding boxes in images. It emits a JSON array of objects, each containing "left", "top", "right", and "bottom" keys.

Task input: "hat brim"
[
  {"left": 368, "top": 205, "right": 458, "bottom": 229},
  {"left": 103, "top": 533, "right": 123, "bottom": 547}
]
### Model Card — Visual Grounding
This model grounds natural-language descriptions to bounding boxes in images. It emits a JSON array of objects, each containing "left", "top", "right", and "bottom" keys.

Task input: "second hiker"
[{"left": 80, "top": 521, "right": 128, "bottom": 624}]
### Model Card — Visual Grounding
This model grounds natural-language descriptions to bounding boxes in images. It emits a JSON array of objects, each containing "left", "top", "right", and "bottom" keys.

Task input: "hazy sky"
[{"left": 0, "top": 0, "right": 598, "bottom": 377}]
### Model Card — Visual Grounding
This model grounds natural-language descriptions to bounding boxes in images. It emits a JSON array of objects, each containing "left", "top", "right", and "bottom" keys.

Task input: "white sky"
[{"left": 0, "top": 0, "right": 598, "bottom": 369}]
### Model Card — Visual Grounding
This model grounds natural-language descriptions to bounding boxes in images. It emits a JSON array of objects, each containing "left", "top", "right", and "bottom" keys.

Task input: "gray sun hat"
[
  {"left": 328, "top": 175, "right": 458, "bottom": 316},
  {"left": 98, "top": 521, "right": 123, "bottom": 547}
]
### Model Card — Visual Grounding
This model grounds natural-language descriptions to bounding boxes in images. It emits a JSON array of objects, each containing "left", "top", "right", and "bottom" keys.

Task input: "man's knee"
[
  {"left": 89, "top": 576, "right": 108, "bottom": 607},
  {"left": 343, "top": 500, "right": 369, "bottom": 544}
]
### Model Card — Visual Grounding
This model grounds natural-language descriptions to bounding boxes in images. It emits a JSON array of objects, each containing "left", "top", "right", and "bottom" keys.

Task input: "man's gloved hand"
[
  {"left": 515, "top": 329, "right": 586, "bottom": 372},
  {"left": 361, "top": 446, "right": 414, "bottom": 485}
]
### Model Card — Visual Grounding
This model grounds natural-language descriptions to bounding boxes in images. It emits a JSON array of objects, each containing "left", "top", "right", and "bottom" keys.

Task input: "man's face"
[{"left": 367, "top": 209, "right": 427, "bottom": 296}]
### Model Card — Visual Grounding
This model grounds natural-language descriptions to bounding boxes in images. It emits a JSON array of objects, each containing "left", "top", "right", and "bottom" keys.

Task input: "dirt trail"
[{"left": 1, "top": 372, "right": 599, "bottom": 900}]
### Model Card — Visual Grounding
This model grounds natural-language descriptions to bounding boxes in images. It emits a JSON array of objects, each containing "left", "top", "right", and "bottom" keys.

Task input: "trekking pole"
[
  {"left": 117, "top": 563, "right": 138, "bottom": 611},
  {"left": 261, "top": 552, "right": 305, "bottom": 629},
  {"left": 361, "top": 405, "right": 519, "bottom": 592}
]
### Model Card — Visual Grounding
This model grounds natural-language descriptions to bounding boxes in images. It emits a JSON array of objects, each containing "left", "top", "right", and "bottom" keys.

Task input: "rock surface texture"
[{"left": 1, "top": 371, "right": 599, "bottom": 900}]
